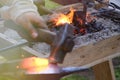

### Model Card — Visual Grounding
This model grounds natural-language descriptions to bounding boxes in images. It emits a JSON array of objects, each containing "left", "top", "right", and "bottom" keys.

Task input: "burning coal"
[
  {"left": 50, "top": 8, "right": 104, "bottom": 36},
  {"left": 53, "top": 8, "right": 75, "bottom": 26}
]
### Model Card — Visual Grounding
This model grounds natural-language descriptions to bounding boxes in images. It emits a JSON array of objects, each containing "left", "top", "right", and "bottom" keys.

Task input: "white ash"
[
  {"left": 74, "top": 18, "right": 120, "bottom": 48},
  {"left": 32, "top": 42, "right": 50, "bottom": 55}
]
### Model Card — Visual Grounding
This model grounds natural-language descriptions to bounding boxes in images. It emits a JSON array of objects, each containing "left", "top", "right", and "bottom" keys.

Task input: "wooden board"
[
  {"left": 60, "top": 35, "right": 120, "bottom": 67},
  {"left": 93, "top": 60, "right": 115, "bottom": 80}
]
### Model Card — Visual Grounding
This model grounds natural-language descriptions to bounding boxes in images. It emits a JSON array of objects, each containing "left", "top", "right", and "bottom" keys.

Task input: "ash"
[{"left": 74, "top": 18, "right": 120, "bottom": 48}]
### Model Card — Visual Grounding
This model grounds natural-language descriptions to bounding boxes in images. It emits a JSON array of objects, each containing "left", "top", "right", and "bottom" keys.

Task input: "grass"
[
  {"left": 0, "top": 76, "right": 14, "bottom": 80},
  {"left": 115, "top": 68, "right": 120, "bottom": 80},
  {"left": 45, "top": 0, "right": 62, "bottom": 10},
  {"left": 61, "top": 74, "right": 88, "bottom": 80}
]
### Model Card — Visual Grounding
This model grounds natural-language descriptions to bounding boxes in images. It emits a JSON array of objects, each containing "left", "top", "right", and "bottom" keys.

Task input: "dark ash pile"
[{"left": 74, "top": 18, "right": 120, "bottom": 48}]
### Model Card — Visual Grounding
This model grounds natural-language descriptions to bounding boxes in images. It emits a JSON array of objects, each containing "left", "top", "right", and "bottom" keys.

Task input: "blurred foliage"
[
  {"left": 45, "top": 0, "right": 62, "bottom": 9},
  {"left": 0, "top": 74, "right": 88, "bottom": 80},
  {"left": 61, "top": 74, "right": 88, "bottom": 80},
  {"left": 0, "top": 76, "right": 15, "bottom": 80},
  {"left": 115, "top": 68, "right": 120, "bottom": 80}
]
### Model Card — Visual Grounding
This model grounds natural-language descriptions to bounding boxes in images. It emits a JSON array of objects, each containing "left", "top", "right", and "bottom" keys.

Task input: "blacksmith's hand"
[{"left": 16, "top": 12, "right": 48, "bottom": 38}]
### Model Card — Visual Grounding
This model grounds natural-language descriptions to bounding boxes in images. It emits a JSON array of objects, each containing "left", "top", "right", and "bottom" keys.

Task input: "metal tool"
[
  {"left": 22, "top": 67, "right": 89, "bottom": 80},
  {"left": 49, "top": 23, "right": 75, "bottom": 64},
  {"left": 48, "top": 0, "right": 90, "bottom": 64},
  {"left": 5, "top": 21, "right": 75, "bottom": 64},
  {"left": 0, "top": 59, "right": 89, "bottom": 80}
]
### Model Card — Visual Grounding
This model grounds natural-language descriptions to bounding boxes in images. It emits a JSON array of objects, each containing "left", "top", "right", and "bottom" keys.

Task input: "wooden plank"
[
  {"left": 60, "top": 35, "right": 120, "bottom": 67},
  {"left": 0, "top": 33, "right": 13, "bottom": 49},
  {"left": 92, "top": 60, "right": 115, "bottom": 80},
  {"left": 0, "top": 27, "right": 28, "bottom": 60},
  {"left": 109, "top": 60, "right": 116, "bottom": 80},
  {"left": 0, "top": 20, "right": 4, "bottom": 28},
  {"left": 21, "top": 46, "right": 49, "bottom": 58},
  {"left": 0, "top": 43, "right": 27, "bottom": 60}
]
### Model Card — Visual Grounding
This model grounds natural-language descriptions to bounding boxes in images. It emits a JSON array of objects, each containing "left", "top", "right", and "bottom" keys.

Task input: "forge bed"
[
  {"left": 60, "top": 18, "right": 120, "bottom": 68},
  {"left": 45, "top": 3, "right": 120, "bottom": 68},
  {"left": 53, "top": 3, "right": 120, "bottom": 80}
]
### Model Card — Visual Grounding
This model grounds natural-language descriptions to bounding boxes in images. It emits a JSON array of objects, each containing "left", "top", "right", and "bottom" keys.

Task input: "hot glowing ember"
[
  {"left": 54, "top": 8, "right": 75, "bottom": 26},
  {"left": 20, "top": 57, "right": 49, "bottom": 73}
]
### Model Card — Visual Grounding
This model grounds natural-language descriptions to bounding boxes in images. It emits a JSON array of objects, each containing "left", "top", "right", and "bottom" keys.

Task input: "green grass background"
[{"left": 45, "top": 0, "right": 62, "bottom": 9}]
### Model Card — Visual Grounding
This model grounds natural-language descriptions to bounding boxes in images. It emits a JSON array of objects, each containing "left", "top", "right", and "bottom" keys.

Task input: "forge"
[
  {"left": 48, "top": 4, "right": 120, "bottom": 67},
  {"left": 22, "top": 6, "right": 120, "bottom": 79},
  {"left": 0, "top": 1, "right": 120, "bottom": 80},
  {"left": 48, "top": 3, "right": 120, "bottom": 49}
]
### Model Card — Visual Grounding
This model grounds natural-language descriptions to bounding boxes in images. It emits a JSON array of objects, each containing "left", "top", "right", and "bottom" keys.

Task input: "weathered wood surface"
[
  {"left": 21, "top": 46, "right": 49, "bottom": 58},
  {"left": 93, "top": 60, "right": 115, "bottom": 80},
  {"left": 60, "top": 35, "right": 120, "bottom": 67}
]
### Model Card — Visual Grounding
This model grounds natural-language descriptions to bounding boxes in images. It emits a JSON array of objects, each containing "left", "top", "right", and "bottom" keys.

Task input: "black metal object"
[
  {"left": 91, "top": 8, "right": 120, "bottom": 24},
  {"left": 91, "top": 1, "right": 120, "bottom": 24},
  {"left": 22, "top": 73, "right": 72, "bottom": 80},
  {"left": 109, "top": 2, "right": 120, "bottom": 10},
  {"left": 21, "top": 66, "right": 89, "bottom": 80},
  {"left": 0, "top": 69, "right": 89, "bottom": 80},
  {"left": 49, "top": 23, "right": 75, "bottom": 64},
  {"left": 0, "top": 59, "right": 89, "bottom": 80}
]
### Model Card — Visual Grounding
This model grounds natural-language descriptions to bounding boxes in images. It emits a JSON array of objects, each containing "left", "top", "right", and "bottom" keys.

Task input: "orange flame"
[
  {"left": 54, "top": 8, "right": 75, "bottom": 26},
  {"left": 20, "top": 57, "right": 49, "bottom": 73}
]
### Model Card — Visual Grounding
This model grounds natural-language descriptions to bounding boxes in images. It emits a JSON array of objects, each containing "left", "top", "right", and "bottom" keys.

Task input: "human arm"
[{"left": 0, "top": 0, "right": 48, "bottom": 38}]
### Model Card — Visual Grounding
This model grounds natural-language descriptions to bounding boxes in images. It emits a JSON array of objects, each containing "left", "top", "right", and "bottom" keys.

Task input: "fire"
[
  {"left": 54, "top": 8, "right": 75, "bottom": 26},
  {"left": 55, "top": 14, "right": 71, "bottom": 25},
  {"left": 20, "top": 57, "right": 49, "bottom": 73}
]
